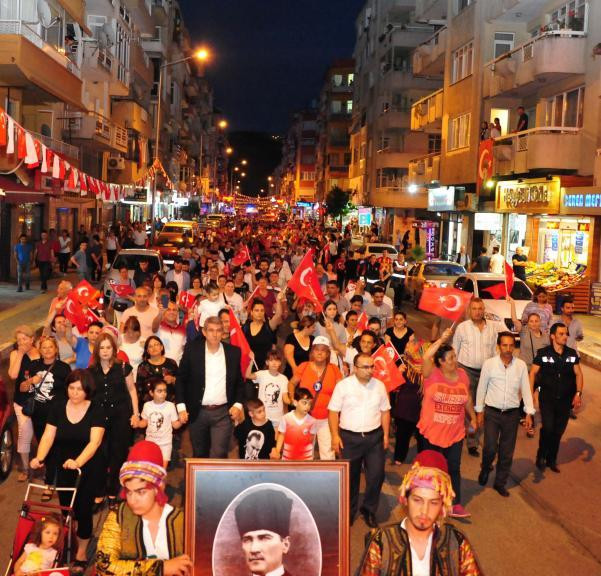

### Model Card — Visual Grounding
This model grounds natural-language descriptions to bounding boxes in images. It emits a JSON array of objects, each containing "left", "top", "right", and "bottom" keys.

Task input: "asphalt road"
[{"left": 1, "top": 303, "right": 600, "bottom": 575}]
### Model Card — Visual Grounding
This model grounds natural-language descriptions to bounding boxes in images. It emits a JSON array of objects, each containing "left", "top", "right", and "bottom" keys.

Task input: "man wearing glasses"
[{"left": 328, "top": 353, "right": 391, "bottom": 528}]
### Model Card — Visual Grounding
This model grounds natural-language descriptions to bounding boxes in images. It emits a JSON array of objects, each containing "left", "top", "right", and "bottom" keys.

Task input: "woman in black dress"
[
  {"left": 283, "top": 315, "right": 315, "bottom": 378},
  {"left": 384, "top": 311, "right": 414, "bottom": 361},
  {"left": 243, "top": 298, "right": 283, "bottom": 370},
  {"left": 30, "top": 370, "right": 105, "bottom": 572},
  {"left": 8, "top": 325, "right": 40, "bottom": 482},
  {"left": 88, "top": 333, "right": 139, "bottom": 506},
  {"left": 136, "top": 336, "right": 179, "bottom": 403}
]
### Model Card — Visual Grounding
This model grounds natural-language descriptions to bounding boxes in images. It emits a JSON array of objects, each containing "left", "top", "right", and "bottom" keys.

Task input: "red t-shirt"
[{"left": 278, "top": 412, "right": 317, "bottom": 460}]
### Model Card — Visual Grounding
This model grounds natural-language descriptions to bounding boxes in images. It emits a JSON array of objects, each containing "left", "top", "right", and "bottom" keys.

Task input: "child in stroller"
[{"left": 13, "top": 515, "right": 62, "bottom": 576}]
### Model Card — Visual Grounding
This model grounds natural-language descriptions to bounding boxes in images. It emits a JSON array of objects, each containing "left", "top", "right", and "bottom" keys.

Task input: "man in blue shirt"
[{"left": 13, "top": 234, "right": 33, "bottom": 292}]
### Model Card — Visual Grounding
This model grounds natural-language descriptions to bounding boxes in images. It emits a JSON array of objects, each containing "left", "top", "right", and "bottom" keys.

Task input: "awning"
[{"left": 56, "top": 0, "right": 93, "bottom": 36}]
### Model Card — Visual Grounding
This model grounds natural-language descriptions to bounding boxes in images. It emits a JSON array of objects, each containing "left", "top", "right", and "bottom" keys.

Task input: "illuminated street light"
[
  {"left": 226, "top": 147, "right": 233, "bottom": 155},
  {"left": 408, "top": 184, "right": 418, "bottom": 194},
  {"left": 218, "top": 119, "right": 228, "bottom": 129},
  {"left": 485, "top": 179, "right": 495, "bottom": 189},
  {"left": 241, "top": 159, "right": 248, "bottom": 166}
]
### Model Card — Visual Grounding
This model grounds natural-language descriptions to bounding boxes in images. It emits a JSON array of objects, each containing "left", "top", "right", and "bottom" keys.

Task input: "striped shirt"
[{"left": 452, "top": 319, "right": 504, "bottom": 370}]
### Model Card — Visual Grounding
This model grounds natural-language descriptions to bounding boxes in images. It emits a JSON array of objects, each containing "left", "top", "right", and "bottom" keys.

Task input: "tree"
[{"left": 325, "top": 186, "right": 352, "bottom": 223}]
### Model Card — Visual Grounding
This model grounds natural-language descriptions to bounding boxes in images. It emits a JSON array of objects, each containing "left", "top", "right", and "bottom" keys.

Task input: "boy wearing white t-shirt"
[
  {"left": 246, "top": 350, "right": 290, "bottom": 429},
  {"left": 195, "top": 282, "right": 225, "bottom": 327},
  {"left": 138, "top": 378, "right": 182, "bottom": 467}
]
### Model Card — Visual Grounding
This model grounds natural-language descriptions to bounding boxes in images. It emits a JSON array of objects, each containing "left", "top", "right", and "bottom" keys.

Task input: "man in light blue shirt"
[
  {"left": 13, "top": 233, "right": 33, "bottom": 292},
  {"left": 475, "top": 331, "right": 535, "bottom": 497}
]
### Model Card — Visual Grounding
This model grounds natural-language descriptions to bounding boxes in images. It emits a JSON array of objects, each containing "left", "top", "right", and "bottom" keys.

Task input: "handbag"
[
  {"left": 21, "top": 362, "right": 56, "bottom": 417},
  {"left": 112, "top": 300, "right": 130, "bottom": 312}
]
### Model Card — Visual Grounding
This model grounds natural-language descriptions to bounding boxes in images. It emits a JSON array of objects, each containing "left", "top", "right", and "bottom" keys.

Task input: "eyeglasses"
[{"left": 357, "top": 365, "right": 375, "bottom": 370}]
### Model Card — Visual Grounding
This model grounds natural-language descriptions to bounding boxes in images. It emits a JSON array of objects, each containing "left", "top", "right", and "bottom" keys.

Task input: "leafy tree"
[{"left": 325, "top": 186, "right": 352, "bottom": 222}]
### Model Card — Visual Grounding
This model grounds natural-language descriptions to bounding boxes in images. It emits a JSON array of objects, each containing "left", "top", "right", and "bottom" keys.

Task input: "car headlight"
[
  {"left": 439, "top": 282, "right": 448, "bottom": 288},
  {"left": 484, "top": 311, "right": 502, "bottom": 322}
]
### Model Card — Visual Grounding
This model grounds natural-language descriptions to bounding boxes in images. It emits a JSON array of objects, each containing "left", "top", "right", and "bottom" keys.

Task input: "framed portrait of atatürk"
[{"left": 185, "top": 460, "right": 349, "bottom": 576}]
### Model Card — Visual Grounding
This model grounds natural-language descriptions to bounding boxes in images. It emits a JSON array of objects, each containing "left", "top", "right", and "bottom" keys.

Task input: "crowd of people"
[{"left": 7, "top": 216, "right": 585, "bottom": 575}]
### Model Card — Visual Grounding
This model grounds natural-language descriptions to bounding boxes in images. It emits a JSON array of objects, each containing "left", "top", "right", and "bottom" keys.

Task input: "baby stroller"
[{"left": 4, "top": 471, "right": 81, "bottom": 576}]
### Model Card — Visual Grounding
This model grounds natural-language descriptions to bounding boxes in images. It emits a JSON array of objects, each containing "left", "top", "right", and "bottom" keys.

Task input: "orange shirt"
[
  {"left": 296, "top": 361, "right": 343, "bottom": 420},
  {"left": 418, "top": 367, "right": 470, "bottom": 448}
]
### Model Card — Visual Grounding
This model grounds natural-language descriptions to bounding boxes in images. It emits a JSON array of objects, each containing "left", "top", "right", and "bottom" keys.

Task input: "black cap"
[{"left": 235, "top": 489, "right": 293, "bottom": 538}]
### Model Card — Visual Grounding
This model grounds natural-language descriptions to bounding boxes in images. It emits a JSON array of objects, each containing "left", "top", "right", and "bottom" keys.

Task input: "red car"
[{"left": 0, "top": 376, "right": 14, "bottom": 480}]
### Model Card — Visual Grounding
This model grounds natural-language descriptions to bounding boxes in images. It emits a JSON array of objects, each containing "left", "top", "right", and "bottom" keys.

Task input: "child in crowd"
[
  {"left": 138, "top": 378, "right": 182, "bottom": 468},
  {"left": 234, "top": 398, "right": 277, "bottom": 460},
  {"left": 276, "top": 387, "right": 317, "bottom": 461},
  {"left": 14, "top": 515, "right": 62, "bottom": 576},
  {"left": 195, "top": 282, "right": 224, "bottom": 327},
  {"left": 246, "top": 350, "right": 290, "bottom": 429}
]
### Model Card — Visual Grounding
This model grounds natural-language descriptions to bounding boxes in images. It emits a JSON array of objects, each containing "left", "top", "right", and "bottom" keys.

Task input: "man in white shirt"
[
  {"left": 489, "top": 246, "right": 505, "bottom": 274},
  {"left": 132, "top": 222, "right": 147, "bottom": 248},
  {"left": 175, "top": 316, "right": 244, "bottom": 458},
  {"left": 452, "top": 297, "right": 504, "bottom": 456},
  {"left": 475, "top": 332, "right": 535, "bottom": 497},
  {"left": 328, "top": 353, "right": 390, "bottom": 528},
  {"left": 120, "top": 286, "right": 161, "bottom": 342},
  {"left": 154, "top": 301, "right": 187, "bottom": 364}
]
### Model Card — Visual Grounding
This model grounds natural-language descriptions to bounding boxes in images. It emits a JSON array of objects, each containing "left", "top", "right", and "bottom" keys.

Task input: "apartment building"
[
  {"left": 315, "top": 60, "right": 355, "bottom": 203},
  {"left": 349, "top": 0, "right": 441, "bottom": 239},
  {"left": 407, "top": 0, "right": 601, "bottom": 307}
]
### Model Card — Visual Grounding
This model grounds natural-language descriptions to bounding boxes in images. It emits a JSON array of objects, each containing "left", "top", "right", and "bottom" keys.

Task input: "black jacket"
[{"left": 175, "top": 340, "right": 244, "bottom": 420}]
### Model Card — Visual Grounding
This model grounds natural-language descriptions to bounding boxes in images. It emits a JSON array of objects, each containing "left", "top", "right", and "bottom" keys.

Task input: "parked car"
[
  {"left": 0, "top": 376, "right": 14, "bottom": 481},
  {"left": 206, "top": 214, "right": 227, "bottom": 228},
  {"left": 406, "top": 260, "right": 466, "bottom": 305},
  {"left": 103, "top": 248, "right": 164, "bottom": 301},
  {"left": 353, "top": 243, "right": 399, "bottom": 259},
  {"left": 453, "top": 273, "right": 533, "bottom": 331}
]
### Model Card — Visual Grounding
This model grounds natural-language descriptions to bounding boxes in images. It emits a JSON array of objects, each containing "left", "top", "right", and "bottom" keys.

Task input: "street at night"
[{"left": 2, "top": 0, "right": 601, "bottom": 575}]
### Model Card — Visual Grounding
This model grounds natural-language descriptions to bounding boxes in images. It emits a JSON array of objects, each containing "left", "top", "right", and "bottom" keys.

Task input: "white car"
[
  {"left": 353, "top": 243, "right": 399, "bottom": 259},
  {"left": 453, "top": 273, "right": 533, "bottom": 331}
]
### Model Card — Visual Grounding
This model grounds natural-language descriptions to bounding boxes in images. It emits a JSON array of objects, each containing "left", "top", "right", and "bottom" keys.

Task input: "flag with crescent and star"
[
  {"left": 71, "top": 279, "right": 101, "bottom": 308},
  {"left": 108, "top": 279, "right": 135, "bottom": 298},
  {"left": 418, "top": 286, "right": 472, "bottom": 322},
  {"left": 231, "top": 244, "right": 251, "bottom": 268},
  {"left": 356, "top": 311, "right": 369, "bottom": 333},
  {"left": 482, "top": 261, "right": 515, "bottom": 299},
  {"left": 63, "top": 295, "right": 99, "bottom": 332},
  {"left": 287, "top": 249, "right": 325, "bottom": 312},
  {"left": 372, "top": 343, "right": 405, "bottom": 393}
]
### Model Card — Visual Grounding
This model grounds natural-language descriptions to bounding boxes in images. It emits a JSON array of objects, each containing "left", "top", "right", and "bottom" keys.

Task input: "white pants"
[
  {"left": 14, "top": 402, "right": 34, "bottom": 455},
  {"left": 314, "top": 418, "right": 335, "bottom": 461}
]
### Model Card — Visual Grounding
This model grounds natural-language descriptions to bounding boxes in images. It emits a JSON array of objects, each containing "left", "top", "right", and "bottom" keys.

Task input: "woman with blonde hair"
[
  {"left": 8, "top": 325, "right": 40, "bottom": 481},
  {"left": 88, "top": 332, "right": 139, "bottom": 507}
]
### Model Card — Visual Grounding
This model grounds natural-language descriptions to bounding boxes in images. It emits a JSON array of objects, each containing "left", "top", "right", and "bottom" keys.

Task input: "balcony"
[
  {"left": 411, "top": 89, "right": 443, "bottom": 131},
  {"left": 0, "top": 20, "right": 83, "bottom": 109},
  {"left": 379, "top": 107, "right": 411, "bottom": 131},
  {"left": 408, "top": 153, "right": 441, "bottom": 185},
  {"left": 62, "top": 112, "right": 129, "bottom": 154},
  {"left": 371, "top": 186, "right": 428, "bottom": 209},
  {"left": 492, "top": 127, "right": 582, "bottom": 176},
  {"left": 414, "top": 0, "right": 447, "bottom": 23},
  {"left": 376, "top": 148, "right": 417, "bottom": 169},
  {"left": 412, "top": 27, "right": 446, "bottom": 77},
  {"left": 130, "top": 41, "right": 153, "bottom": 87},
  {"left": 484, "top": 0, "right": 555, "bottom": 23},
  {"left": 112, "top": 100, "right": 151, "bottom": 137},
  {"left": 29, "top": 131, "right": 79, "bottom": 162},
  {"left": 483, "top": 30, "right": 586, "bottom": 99},
  {"left": 381, "top": 69, "right": 432, "bottom": 92},
  {"left": 151, "top": 0, "right": 170, "bottom": 23},
  {"left": 141, "top": 30, "right": 168, "bottom": 57}
]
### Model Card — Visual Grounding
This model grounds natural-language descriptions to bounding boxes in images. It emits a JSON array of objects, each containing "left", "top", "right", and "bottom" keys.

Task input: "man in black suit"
[{"left": 176, "top": 316, "right": 245, "bottom": 457}]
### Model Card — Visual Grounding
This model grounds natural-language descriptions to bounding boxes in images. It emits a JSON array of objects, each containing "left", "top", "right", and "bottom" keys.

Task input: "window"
[
  {"left": 301, "top": 171, "right": 315, "bottom": 181},
  {"left": 493, "top": 32, "right": 514, "bottom": 58},
  {"left": 544, "top": 87, "right": 584, "bottom": 127},
  {"left": 448, "top": 113, "right": 470, "bottom": 151},
  {"left": 451, "top": 41, "right": 473, "bottom": 83},
  {"left": 457, "top": 0, "right": 474, "bottom": 13},
  {"left": 428, "top": 134, "right": 442, "bottom": 154},
  {"left": 331, "top": 100, "right": 342, "bottom": 114},
  {"left": 332, "top": 74, "right": 343, "bottom": 87},
  {"left": 549, "top": 0, "right": 587, "bottom": 32},
  {"left": 346, "top": 100, "right": 353, "bottom": 114}
]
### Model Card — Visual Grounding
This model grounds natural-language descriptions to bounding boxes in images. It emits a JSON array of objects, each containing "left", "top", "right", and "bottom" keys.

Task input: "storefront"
[
  {"left": 495, "top": 177, "right": 600, "bottom": 311},
  {"left": 427, "top": 186, "right": 466, "bottom": 261}
]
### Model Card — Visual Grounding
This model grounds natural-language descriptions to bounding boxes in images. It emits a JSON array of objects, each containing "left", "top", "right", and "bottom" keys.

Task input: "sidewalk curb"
[{"left": 579, "top": 349, "right": 601, "bottom": 370}]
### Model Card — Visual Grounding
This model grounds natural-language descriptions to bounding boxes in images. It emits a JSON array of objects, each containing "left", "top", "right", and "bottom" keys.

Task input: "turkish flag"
[
  {"left": 356, "top": 311, "right": 369, "bottom": 333},
  {"left": 505, "top": 260, "right": 515, "bottom": 294},
  {"left": 179, "top": 290, "right": 196, "bottom": 310},
  {"left": 418, "top": 286, "right": 472, "bottom": 322},
  {"left": 71, "top": 280, "right": 100, "bottom": 308},
  {"left": 109, "top": 279, "right": 134, "bottom": 298},
  {"left": 231, "top": 244, "right": 251, "bottom": 267},
  {"left": 477, "top": 138, "right": 494, "bottom": 193},
  {"left": 372, "top": 343, "right": 405, "bottom": 393},
  {"left": 63, "top": 295, "right": 91, "bottom": 332},
  {"left": 228, "top": 308, "right": 252, "bottom": 375},
  {"left": 287, "top": 249, "right": 325, "bottom": 312}
]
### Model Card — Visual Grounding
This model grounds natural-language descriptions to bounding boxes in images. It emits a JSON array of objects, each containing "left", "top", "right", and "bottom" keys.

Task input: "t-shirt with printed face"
[
  {"left": 253, "top": 370, "right": 288, "bottom": 427},
  {"left": 234, "top": 418, "right": 276, "bottom": 460}
]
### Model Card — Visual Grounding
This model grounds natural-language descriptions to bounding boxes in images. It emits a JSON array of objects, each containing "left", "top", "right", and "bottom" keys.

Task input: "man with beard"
[{"left": 358, "top": 450, "right": 482, "bottom": 575}]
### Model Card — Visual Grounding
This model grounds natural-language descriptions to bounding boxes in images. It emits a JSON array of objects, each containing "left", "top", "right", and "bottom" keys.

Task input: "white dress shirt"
[
  {"left": 475, "top": 355, "right": 535, "bottom": 415},
  {"left": 328, "top": 374, "right": 390, "bottom": 432},
  {"left": 452, "top": 319, "right": 504, "bottom": 370},
  {"left": 254, "top": 567, "right": 285, "bottom": 576},
  {"left": 203, "top": 343, "right": 228, "bottom": 405},
  {"left": 142, "top": 503, "right": 173, "bottom": 560}
]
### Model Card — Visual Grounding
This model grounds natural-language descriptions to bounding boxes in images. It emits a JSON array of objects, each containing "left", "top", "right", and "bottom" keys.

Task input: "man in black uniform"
[
  {"left": 529, "top": 323, "right": 583, "bottom": 473},
  {"left": 235, "top": 488, "right": 295, "bottom": 576}
]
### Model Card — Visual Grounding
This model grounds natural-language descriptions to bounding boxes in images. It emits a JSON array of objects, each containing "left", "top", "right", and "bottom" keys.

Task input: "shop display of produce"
[{"left": 525, "top": 261, "right": 587, "bottom": 292}]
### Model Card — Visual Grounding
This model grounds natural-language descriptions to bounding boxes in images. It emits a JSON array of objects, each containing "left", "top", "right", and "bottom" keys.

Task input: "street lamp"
[{"left": 152, "top": 48, "right": 210, "bottom": 229}]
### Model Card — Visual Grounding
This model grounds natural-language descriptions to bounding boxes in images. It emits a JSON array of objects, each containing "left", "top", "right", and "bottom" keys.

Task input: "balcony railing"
[
  {"left": 412, "top": 26, "right": 446, "bottom": 76},
  {"left": 408, "top": 152, "right": 441, "bottom": 183},
  {"left": 492, "top": 126, "right": 582, "bottom": 174},
  {"left": 62, "top": 112, "right": 128, "bottom": 153},
  {"left": 29, "top": 131, "right": 79, "bottom": 161},
  {"left": 411, "top": 89, "right": 443, "bottom": 131},
  {"left": 0, "top": 20, "right": 81, "bottom": 78}
]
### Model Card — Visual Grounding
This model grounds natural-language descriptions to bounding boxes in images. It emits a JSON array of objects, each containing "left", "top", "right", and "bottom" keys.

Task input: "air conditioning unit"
[{"left": 108, "top": 156, "right": 125, "bottom": 170}]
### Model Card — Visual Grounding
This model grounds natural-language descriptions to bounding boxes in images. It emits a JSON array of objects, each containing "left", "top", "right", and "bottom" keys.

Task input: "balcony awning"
[{"left": 56, "top": 0, "right": 93, "bottom": 36}]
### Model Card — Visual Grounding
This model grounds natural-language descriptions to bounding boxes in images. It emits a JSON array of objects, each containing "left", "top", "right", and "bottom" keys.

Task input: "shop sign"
[
  {"left": 495, "top": 178, "right": 560, "bottom": 213},
  {"left": 296, "top": 201, "right": 312, "bottom": 207},
  {"left": 428, "top": 186, "right": 455, "bottom": 211},
  {"left": 561, "top": 188, "right": 601, "bottom": 215},
  {"left": 591, "top": 282, "right": 601, "bottom": 316},
  {"left": 358, "top": 207, "right": 372, "bottom": 227},
  {"left": 474, "top": 212, "right": 503, "bottom": 231}
]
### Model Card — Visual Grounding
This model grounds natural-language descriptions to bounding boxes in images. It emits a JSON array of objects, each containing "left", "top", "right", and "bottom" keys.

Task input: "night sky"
[{"left": 179, "top": 0, "right": 365, "bottom": 133}]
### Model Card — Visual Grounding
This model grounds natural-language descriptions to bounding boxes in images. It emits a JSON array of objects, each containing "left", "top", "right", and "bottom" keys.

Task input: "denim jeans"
[
  {"left": 17, "top": 261, "right": 31, "bottom": 290},
  {"left": 418, "top": 433, "right": 464, "bottom": 504}
]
